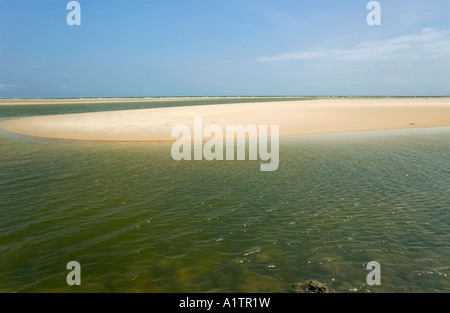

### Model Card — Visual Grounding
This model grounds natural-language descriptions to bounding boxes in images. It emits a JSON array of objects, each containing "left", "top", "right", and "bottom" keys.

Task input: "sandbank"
[{"left": 1, "top": 98, "right": 449, "bottom": 141}]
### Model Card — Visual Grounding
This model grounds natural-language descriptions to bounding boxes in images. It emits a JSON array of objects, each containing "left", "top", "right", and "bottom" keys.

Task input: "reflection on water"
[{"left": 0, "top": 112, "right": 449, "bottom": 292}]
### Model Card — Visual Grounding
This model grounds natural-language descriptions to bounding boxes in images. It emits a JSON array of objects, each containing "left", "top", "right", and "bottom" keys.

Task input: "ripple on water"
[{"left": 0, "top": 127, "right": 449, "bottom": 292}]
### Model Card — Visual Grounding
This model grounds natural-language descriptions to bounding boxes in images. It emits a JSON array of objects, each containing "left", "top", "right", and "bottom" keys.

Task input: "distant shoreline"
[
  {"left": 1, "top": 98, "right": 449, "bottom": 142},
  {"left": 0, "top": 96, "right": 448, "bottom": 106},
  {"left": 0, "top": 97, "right": 304, "bottom": 106}
]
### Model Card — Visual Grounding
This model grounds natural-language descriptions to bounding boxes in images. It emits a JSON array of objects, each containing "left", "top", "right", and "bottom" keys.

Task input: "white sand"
[{"left": 1, "top": 98, "right": 449, "bottom": 141}]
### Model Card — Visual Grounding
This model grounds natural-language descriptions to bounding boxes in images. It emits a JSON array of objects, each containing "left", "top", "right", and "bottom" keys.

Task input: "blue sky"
[{"left": 0, "top": 0, "right": 449, "bottom": 97}]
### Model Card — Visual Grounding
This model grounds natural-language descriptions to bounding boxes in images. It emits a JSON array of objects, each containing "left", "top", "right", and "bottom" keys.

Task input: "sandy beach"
[{"left": 1, "top": 98, "right": 449, "bottom": 141}]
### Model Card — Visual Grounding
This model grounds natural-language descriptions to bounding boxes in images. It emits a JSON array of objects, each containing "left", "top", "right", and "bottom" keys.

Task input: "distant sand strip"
[
  {"left": 1, "top": 98, "right": 449, "bottom": 141},
  {"left": 0, "top": 97, "right": 282, "bottom": 106}
]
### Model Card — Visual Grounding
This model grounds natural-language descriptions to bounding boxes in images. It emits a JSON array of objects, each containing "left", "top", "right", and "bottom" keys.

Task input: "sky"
[{"left": 0, "top": 0, "right": 449, "bottom": 98}]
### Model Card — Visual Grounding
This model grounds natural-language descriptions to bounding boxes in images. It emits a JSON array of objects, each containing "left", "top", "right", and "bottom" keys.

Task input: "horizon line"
[{"left": 1, "top": 95, "right": 450, "bottom": 100}]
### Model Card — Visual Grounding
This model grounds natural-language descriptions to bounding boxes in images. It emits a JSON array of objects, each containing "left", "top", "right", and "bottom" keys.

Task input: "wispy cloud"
[
  {"left": 253, "top": 6, "right": 299, "bottom": 28},
  {"left": 257, "top": 28, "right": 450, "bottom": 63},
  {"left": 0, "top": 84, "right": 17, "bottom": 91},
  {"left": 257, "top": 51, "right": 326, "bottom": 63}
]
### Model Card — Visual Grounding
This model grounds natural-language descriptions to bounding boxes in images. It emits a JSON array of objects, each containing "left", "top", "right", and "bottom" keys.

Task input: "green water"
[
  {"left": 0, "top": 101, "right": 449, "bottom": 293},
  {"left": 0, "top": 97, "right": 306, "bottom": 118}
]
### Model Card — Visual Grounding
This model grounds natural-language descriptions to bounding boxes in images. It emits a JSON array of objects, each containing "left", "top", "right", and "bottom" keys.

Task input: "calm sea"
[{"left": 0, "top": 99, "right": 449, "bottom": 292}]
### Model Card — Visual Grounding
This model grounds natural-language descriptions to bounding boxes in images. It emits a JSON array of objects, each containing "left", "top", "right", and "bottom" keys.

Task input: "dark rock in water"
[{"left": 291, "top": 280, "right": 333, "bottom": 293}]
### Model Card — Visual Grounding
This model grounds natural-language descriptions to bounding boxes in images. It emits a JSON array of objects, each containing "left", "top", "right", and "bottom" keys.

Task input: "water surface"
[{"left": 0, "top": 101, "right": 448, "bottom": 292}]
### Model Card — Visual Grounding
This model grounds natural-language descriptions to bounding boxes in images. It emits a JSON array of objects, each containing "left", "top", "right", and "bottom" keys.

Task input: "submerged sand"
[{"left": 1, "top": 98, "right": 449, "bottom": 141}]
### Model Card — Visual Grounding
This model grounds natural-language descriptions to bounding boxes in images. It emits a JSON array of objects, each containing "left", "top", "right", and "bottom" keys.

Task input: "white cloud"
[
  {"left": 254, "top": 6, "right": 299, "bottom": 28},
  {"left": 257, "top": 51, "right": 325, "bottom": 62},
  {"left": 0, "top": 84, "right": 17, "bottom": 91},
  {"left": 257, "top": 28, "right": 450, "bottom": 63}
]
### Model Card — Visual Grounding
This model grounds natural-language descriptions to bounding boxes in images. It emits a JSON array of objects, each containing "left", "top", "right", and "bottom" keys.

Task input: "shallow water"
[
  {"left": 0, "top": 97, "right": 305, "bottom": 118},
  {"left": 0, "top": 102, "right": 449, "bottom": 293}
]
